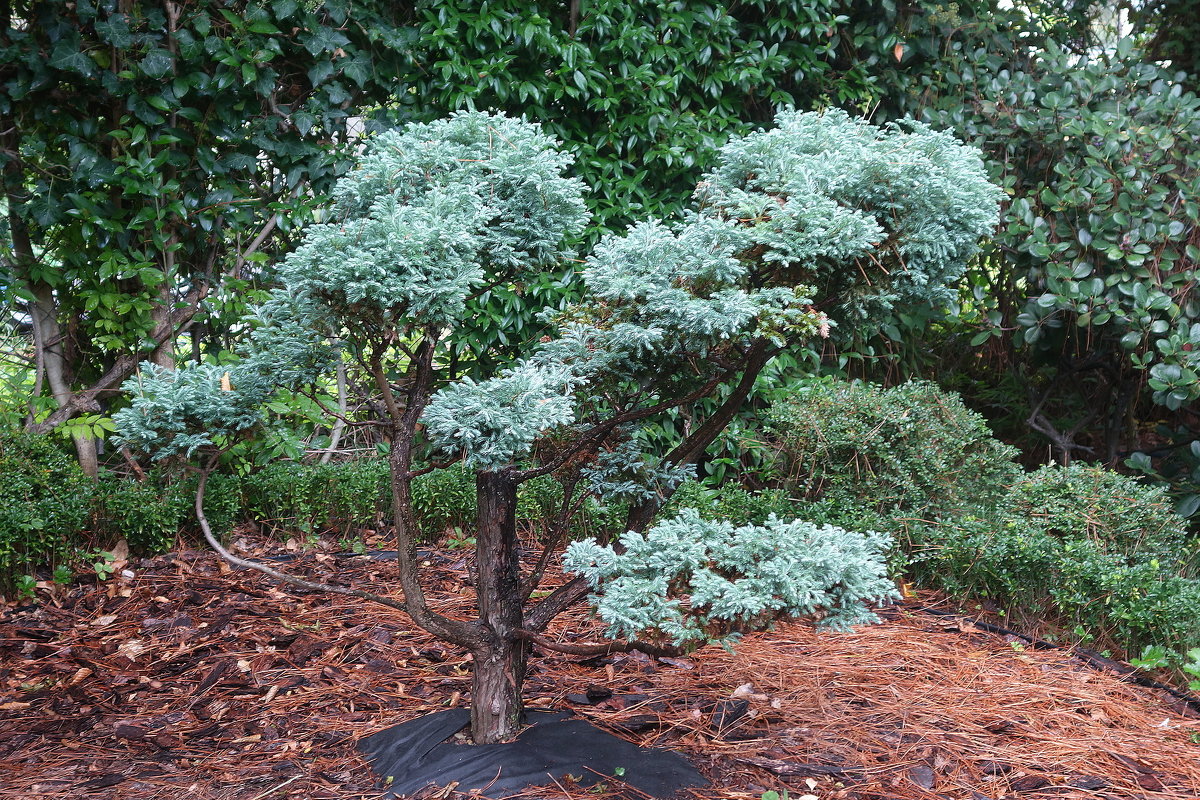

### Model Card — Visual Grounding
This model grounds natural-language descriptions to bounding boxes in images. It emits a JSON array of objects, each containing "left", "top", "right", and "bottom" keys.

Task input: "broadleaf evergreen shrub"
[
  {"left": 0, "top": 430, "right": 93, "bottom": 588},
  {"left": 917, "top": 37, "right": 1200, "bottom": 517},
  {"left": 916, "top": 466, "right": 1200, "bottom": 654},
  {"left": 922, "top": 509, "right": 1200, "bottom": 653},
  {"left": 762, "top": 379, "right": 1200, "bottom": 657},
  {"left": 767, "top": 379, "right": 1021, "bottom": 516},
  {"left": 79, "top": 457, "right": 629, "bottom": 562},
  {"left": 1006, "top": 464, "right": 1195, "bottom": 571}
]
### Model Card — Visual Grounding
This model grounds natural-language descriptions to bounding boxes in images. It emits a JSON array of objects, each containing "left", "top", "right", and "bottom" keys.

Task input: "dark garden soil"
[{"left": 2, "top": 532, "right": 1199, "bottom": 800}]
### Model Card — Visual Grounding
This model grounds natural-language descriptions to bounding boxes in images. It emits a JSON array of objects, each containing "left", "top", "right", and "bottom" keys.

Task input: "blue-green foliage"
[
  {"left": 114, "top": 363, "right": 272, "bottom": 460},
  {"left": 697, "top": 110, "right": 1003, "bottom": 329},
  {"left": 422, "top": 215, "right": 825, "bottom": 469},
  {"left": 116, "top": 111, "right": 588, "bottom": 461},
  {"left": 422, "top": 110, "right": 1001, "bottom": 471},
  {"left": 581, "top": 440, "right": 694, "bottom": 504},
  {"left": 114, "top": 290, "right": 334, "bottom": 460},
  {"left": 570, "top": 218, "right": 807, "bottom": 353},
  {"left": 284, "top": 112, "right": 589, "bottom": 331},
  {"left": 565, "top": 509, "right": 898, "bottom": 648},
  {"left": 422, "top": 364, "right": 579, "bottom": 471}
]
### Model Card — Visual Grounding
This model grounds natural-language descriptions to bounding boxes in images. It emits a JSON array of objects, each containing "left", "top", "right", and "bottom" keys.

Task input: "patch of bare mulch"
[{"left": 2, "top": 534, "right": 1199, "bottom": 800}]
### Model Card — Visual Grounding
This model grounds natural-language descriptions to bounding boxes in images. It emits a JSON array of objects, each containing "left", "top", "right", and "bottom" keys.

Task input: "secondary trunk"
[
  {"left": 471, "top": 469, "right": 526, "bottom": 743},
  {"left": 625, "top": 339, "right": 776, "bottom": 532}
]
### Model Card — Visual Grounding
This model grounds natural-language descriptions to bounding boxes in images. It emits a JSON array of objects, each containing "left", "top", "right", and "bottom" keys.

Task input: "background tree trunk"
[
  {"left": 3, "top": 131, "right": 100, "bottom": 476},
  {"left": 28, "top": 283, "right": 99, "bottom": 476}
]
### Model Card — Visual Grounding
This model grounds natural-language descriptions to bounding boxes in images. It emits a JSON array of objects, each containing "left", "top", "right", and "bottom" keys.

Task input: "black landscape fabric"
[{"left": 357, "top": 710, "right": 709, "bottom": 797}]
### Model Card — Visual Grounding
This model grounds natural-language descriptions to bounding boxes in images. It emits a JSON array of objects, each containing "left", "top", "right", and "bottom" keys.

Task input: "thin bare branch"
[
  {"left": 520, "top": 477, "right": 586, "bottom": 601},
  {"left": 518, "top": 628, "right": 686, "bottom": 659},
  {"left": 193, "top": 463, "right": 413, "bottom": 614}
]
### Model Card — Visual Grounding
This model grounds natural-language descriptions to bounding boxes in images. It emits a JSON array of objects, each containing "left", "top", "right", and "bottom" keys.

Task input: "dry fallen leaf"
[
  {"left": 111, "top": 538, "right": 130, "bottom": 562},
  {"left": 732, "top": 682, "right": 769, "bottom": 702},
  {"left": 67, "top": 668, "right": 92, "bottom": 687},
  {"left": 117, "top": 639, "right": 148, "bottom": 660}
]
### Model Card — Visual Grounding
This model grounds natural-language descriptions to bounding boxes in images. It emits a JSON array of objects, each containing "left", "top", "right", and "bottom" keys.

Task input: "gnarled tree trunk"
[{"left": 471, "top": 469, "right": 526, "bottom": 743}]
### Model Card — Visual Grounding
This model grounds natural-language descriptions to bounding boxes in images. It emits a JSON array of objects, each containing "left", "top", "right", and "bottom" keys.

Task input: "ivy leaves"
[{"left": 2, "top": 0, "right": 418, "bottom": 405}]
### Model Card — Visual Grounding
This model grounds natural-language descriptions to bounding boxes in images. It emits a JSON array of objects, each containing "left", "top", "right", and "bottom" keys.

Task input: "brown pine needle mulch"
[{"left": 2, "top": 535, "right": 1199, "bottom": 800}]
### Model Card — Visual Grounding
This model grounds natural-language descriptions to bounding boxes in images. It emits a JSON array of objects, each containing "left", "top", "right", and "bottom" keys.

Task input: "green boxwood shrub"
[
  {"left": 1007, "top": 463, "right": 1194, "bottom": 571},
  {"left": 241, "top": 459, "right": 391, "bottom": 537},
  {"left": 413, "top": 462, "right": 477, "bottom": 536},
  {"left": 93, "top": 475, "right": 192, "bottom": 554},
  {"left": 917, "top": 464, "right": 1199, "bottom": 653},
  {"left": 767, "top": 378, "right": 1021, "bottom": 516},
  {"left": 87, "top": 457, "right": 626, "bottom": 559},
  {"left": 0, "top": 430, "right": 94, "bottom": 588},
  {"left": 239, "top": 459, "right": 563, "bottom": 542}
]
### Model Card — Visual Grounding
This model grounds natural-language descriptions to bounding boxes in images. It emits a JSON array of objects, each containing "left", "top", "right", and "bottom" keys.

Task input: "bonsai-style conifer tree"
[{"left": 116, "top": 110, "right": 1000, "bottom": 744}]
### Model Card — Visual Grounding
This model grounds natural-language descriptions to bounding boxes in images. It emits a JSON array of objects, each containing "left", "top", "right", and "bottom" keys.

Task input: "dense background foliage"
[{"left": 0, "top": 0, "right": 418, "bottom": 472}]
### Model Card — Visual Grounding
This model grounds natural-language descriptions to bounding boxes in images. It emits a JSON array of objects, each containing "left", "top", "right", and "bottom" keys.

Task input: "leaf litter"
[{"left": 1, "top": 531, "right": 1198, "bottom": 800}]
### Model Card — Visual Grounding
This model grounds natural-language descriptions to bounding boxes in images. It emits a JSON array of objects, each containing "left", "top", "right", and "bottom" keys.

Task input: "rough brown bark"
[
  {"left": 470, "top": 469, "right": 526, "bottom": 743},
  {"left": 375, "top": 342, "right": 481, "bottom": 650}
]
